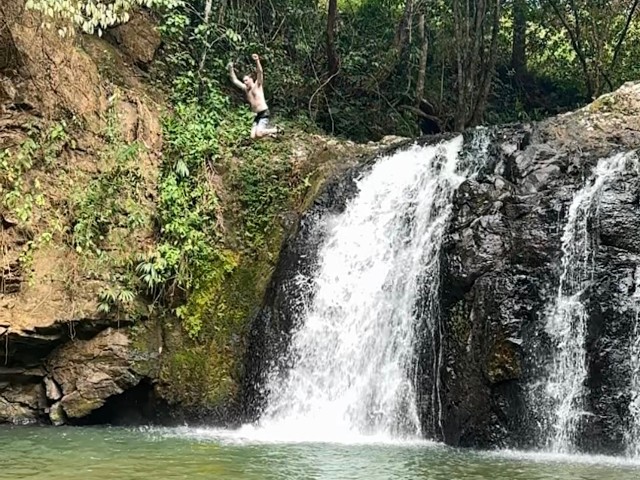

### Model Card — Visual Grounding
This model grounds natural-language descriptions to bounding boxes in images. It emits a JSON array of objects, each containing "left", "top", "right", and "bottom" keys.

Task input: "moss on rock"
[
  {"left": 158, "top": 238, "right": 282, "bottom": 412},
  {"left": 449, "top": 300, "right": 472, "bottom": 349},
  {"left": 486, "top": 337, "right": 521, "bottom": 384}
]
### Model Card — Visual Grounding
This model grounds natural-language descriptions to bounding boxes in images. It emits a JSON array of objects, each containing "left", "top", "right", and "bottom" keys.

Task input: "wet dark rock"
[
  {"left": 242, "top": 152, "right": 367, "bottom": 420},
  {"left": 433, "top": 82, "right": 640, "bottom": 452},
  {"left": 599, "top": 176, "right": 640, "bottom": 254},
  {"left": 580, "top": 246, "right": 640, "bottom": 454},
  {"left": 433, "top": 135, "right": 566, "bottom": 448}
]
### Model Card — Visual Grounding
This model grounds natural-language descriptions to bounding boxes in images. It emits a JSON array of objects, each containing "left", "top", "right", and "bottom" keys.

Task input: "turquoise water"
[{"left": 2, "top": 426, "right": 640, "bottom": 479}]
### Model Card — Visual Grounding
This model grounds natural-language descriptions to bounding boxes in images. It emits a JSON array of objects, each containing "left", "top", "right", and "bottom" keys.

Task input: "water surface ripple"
[{"left": 2, "top": 426, "right": 640, "bottom": 480}]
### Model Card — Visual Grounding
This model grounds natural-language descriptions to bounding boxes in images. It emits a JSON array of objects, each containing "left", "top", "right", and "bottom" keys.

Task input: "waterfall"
[
  {"left": 626, "top": 266, "right": 640, "bottom": 457},
  {"left": 540, "top": 153, "right": 636, "bottom": 453},
  {"left": 253, "top": 133, "right": 488, "bottom": 442}
]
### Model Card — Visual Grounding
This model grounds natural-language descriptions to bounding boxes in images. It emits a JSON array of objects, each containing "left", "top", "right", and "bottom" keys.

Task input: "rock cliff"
[{"left": 1, "top": 0, "right": 164, "bottom": 424}]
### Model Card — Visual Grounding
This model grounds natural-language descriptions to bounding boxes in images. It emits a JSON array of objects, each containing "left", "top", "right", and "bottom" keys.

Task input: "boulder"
[
  {"left": 47, "top": 328, "right": 142, "bottom": 419},
  {"left": 0, "top": 382, "right": 46, "bottom": 424},
  {"left": 44, "top": 377, "right": 62, "bottom": 402},
  {"left": 48, "top": 401, "right": 66, "bottom": 426},
  {"left": 108, "top": 11, "right": 161, "bottom": 66}
]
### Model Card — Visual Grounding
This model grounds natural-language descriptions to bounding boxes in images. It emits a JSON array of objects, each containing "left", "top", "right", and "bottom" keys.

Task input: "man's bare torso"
[{"left": 246, "top": 85, "right": 268, "bottom": 113}]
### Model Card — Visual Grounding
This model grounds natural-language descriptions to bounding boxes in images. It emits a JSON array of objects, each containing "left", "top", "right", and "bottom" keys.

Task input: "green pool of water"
[{"left": 2, "top": 426, "right": 640, "bottom": 479}]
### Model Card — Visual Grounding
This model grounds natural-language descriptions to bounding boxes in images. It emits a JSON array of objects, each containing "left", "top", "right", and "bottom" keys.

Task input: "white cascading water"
[
  {"left": 626, "top": 265, "right": 640, "bottom": 457},
  {"left": 543, "top": 152, "right": 636, "bottom": 453},
  {"left": 250, "top": 134, "right": 487, "bottom": 442}
]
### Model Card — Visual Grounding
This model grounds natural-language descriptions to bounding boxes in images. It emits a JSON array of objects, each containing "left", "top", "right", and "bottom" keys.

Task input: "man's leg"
[
  {"left": 255, "top": 127, "right": 279, "bottom": 138},
  {"left": 254, "top": 117, "right": 280, "bottom": 138},
  {"left": 250, "top": 122, "right": 258, "bottom": 139}
]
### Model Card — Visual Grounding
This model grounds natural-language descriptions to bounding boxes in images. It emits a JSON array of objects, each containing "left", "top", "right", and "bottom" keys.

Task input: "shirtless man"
[{"left": 228, "top": 54, "right": 280, "bottom": 139}]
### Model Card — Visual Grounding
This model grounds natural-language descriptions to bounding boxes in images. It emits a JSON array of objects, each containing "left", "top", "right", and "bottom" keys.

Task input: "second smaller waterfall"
[{"left": 540, "top": 152, "right": 636, "bottom": 453}]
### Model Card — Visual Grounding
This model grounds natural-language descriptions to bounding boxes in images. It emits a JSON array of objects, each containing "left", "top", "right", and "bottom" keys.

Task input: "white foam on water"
[{"left": 145, "top": 425, "right": 435, "bottom": 447}]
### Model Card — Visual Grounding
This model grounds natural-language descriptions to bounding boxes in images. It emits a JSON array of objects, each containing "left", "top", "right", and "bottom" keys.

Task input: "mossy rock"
[
  {"left": 151, "top": 130, "right": 371, "bottom": 416},
  {"left": 449, "top": 300, "right": 471, "bottom": 349},
  {"left": 486, "top": 337, "right": 521, "bottom": 384},
  {"left": 157, "top": 228, "right": 284, "bottom": 412}
]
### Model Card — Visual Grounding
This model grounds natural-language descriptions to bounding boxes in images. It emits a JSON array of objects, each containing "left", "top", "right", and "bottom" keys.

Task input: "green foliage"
[
  {"left": 145, "top": 86, "right": 301, "bottom": 338},
  {"left": 65, "top": 102, "right": 155, "bottom": 321},
  {"left": 71, "top": 141, "right": 147, "bottom": 254},
  {"left": 230, "top": 146, "right": 296, "bottom": 250},
  {"left": 147, "top": 23, "right": 305, "bottom": 336},
  {"left": 18, "top": 231, "right": 54, "bottom": 285},
  {"left": 148, "top": 102, "right": 225, "bottom": 298},
  {"left": 0, "top": 122, "right": 72, "bottom": 284},
  {"left": 0, "top": 142, "right": 42, "bottom": 224},
  {"left": 173, "top": 249, "right": 239, "bottom": 338},
  {"left": 25, "top": 0, "right": 182, "bottom": 36},
  {"left": 97, "top": 284, "right": 136, "bottom": 315},
  {"left": 0, "top": 122, "right": 70, "bottom": 225},
  {"left": 149, "top": 0, "right": 640, "bottom": 139}
]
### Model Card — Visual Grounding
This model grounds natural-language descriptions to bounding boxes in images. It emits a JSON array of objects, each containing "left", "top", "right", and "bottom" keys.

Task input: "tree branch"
[
  {"left": 610, "top": 0, "right": 640, "bottom": 72},
  {"left": 545, "top": 0, "right": 593, "bottom": 96}
]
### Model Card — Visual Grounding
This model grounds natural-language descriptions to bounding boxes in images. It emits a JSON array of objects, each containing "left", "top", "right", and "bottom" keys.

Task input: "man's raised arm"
[
  {"left": 252, "top": 54, "right": 263, "bottom": 86},
  {"left": 227, "top": 62, "right": 246, "bottom": 91}
]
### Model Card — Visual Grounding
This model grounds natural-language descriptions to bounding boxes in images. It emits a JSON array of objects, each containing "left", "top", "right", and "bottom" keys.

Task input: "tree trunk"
[
  {"left": 203, "top": 0, "right": 213, "bottom": 23},
  {"left": 326, "top": 0, "right": 339, "bottom": 78},
  {"left": 453, "top": 0, "right": 467, "bottom": 131},
  {"left": 198, "top": 0, "right": 214, "bottom": 75},
  {"left": 471, "top": 0, "right": 502, "bottom": 125},
  {"left": 511, "top": 0, "right": 527, "bottom": 78},
  {"left": 416, "top": 13, "right": 428, "bottom": 107},
  {"left": 394, "top": 0, "right": 414, "bottom": 52},
  {"left": 453, "top": 0, "right": 503, "bottom": 130},
  {"left": 362, "top": 0, "right": 415, "bottom": 90},
  {"left": 217, "top": 0, "right": 227, "bottom": 24}
]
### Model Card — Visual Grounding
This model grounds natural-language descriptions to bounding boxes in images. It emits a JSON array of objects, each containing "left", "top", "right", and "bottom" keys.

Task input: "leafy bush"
[
  {"left": 26, "top": 0, "right": 182, "bottom": 36},
  {"left": 0, "top": 122, "right": 69, "bottom": 225},
  {"left": 71, "top": 142, "right": 146, "bottom": 254}
]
